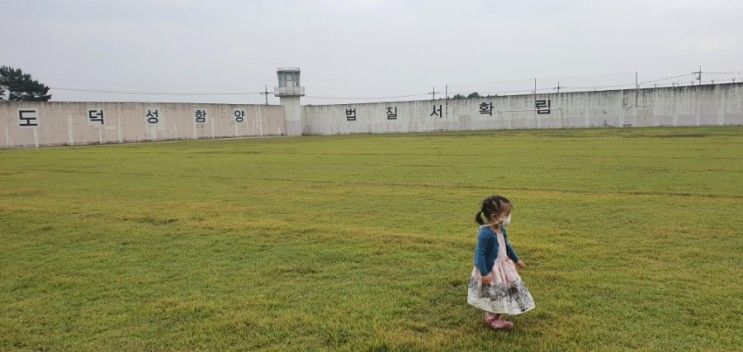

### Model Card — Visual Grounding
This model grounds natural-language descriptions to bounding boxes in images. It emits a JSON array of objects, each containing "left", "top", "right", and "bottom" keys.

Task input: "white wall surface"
[
  {"left": 3, "top": 83, "right": 741, "bottom": 148},
  {"left": 1, "top": 102, "right": 284, "bottom": 148},
  {"left": 302, "top": 83, "right": 743, "bottom": 135}
]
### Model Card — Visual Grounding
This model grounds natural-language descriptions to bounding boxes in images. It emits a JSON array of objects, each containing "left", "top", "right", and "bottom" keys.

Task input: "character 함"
[{"left": 195, "top": 109, "right": 207, "bottom": 123}]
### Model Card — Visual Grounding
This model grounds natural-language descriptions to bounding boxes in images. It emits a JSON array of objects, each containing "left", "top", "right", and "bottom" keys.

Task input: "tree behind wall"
[{"left": 0, "top": 66, "right": 51, "bottom": 102}]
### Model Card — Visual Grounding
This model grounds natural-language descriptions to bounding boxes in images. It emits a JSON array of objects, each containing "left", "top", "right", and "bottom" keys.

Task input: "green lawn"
[{"left": 1, "top": 127, "right": 741, "bottom": 351}]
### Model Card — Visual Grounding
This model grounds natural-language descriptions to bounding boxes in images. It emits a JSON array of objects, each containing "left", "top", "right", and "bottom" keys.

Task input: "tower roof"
[{"left": 277, "top": 66, "right": 300, "bottom": 73}]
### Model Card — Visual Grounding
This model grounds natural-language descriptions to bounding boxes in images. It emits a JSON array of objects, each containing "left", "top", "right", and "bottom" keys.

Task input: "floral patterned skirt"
[{"left": 467, "top": 259, "right": 535, "bottom": 315}]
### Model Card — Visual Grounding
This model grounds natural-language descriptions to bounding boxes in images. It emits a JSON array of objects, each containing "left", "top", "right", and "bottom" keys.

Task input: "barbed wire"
[{"left": 447, "top": 70, "right": 742, "bottom": 98}]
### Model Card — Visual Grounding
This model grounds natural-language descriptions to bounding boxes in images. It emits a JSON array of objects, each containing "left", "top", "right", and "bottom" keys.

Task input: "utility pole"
[
  {"left": 635, "top": 72, "right": 639, "bottom": 89},
  {"left": 445, "top": 84, "right": 448, "bottom": 116},
  {"left": 533, "top": 78, "right": 537, "bottom": 120},
  {"left": 429, "top": 85, "right": 436, "bottom": 101},
  {"left": 264, "top": 85, "right": 269, "bottom": 105},
  {"left": 634, "top": 72, "right": 639, "bottom": 108},
  {"left": 696, "top": 66, "right": 702, "bottom": 85},
  {"left": 555, "top": 82, "right": 560, "bottom": 94}
]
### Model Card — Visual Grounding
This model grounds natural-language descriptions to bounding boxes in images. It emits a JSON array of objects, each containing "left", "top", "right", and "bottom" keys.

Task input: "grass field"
[{"left": 1, "top": 127, "right": 742, "bottom": 351}]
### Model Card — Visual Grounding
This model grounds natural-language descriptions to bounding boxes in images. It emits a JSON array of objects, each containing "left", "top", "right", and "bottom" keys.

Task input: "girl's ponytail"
[{"left": 475, "top": 210, "right": 486, "bottom": 225}]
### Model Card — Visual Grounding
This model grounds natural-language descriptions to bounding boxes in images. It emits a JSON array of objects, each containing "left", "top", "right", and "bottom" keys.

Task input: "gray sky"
[{"left": 1, "top": 0, "right": 741, "bottom": 104}]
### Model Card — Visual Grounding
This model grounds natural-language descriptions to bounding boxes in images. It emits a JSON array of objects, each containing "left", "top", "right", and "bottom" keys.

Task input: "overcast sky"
[{"left": 1, "top": 0, "right": 741, "bottom": 104}]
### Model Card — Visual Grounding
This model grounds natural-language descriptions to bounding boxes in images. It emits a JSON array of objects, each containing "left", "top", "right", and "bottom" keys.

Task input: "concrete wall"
[
  {"left": 3, "top": 83, "right": 741, "bottom": 148},
  {"left": 1, "top": 102, "right": 284, "bottom": 148},
  {"left": 302, "top": 83, "right": 743, "bottom": 135},
  {"left": 280, "top": 96, "right": 303, "bottom": 136}
]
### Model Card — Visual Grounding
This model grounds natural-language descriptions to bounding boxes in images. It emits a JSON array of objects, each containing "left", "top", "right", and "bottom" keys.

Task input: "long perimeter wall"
[
  {"left": 2, "top": 83, "right": 742, "bottom": 148},
  {"left": 1, "top": 102, "right": 284, "bottom": 148},
  {"left": 303, "top": 83, "right": 743, "bottom": 135}
]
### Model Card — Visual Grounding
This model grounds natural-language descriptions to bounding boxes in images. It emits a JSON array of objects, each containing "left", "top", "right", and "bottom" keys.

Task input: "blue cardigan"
[{"left": 472, "top": 225, "right": 521, "bottom": 276}]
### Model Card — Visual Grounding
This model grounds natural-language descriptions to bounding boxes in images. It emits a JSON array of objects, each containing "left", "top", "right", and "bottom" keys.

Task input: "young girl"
[{"left": 467, "top": 195, "right": 535, "bottom": 330}]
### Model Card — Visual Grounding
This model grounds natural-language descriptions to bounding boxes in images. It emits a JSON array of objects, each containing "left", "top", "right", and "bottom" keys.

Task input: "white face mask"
[{"left": 501, "top": 214, "right": 512, "bottom": 226}]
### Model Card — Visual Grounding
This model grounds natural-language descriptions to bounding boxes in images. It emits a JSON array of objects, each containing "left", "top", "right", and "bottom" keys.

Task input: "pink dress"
[{"left": 467, "top": 229, "right": 535, "bottom": 315}]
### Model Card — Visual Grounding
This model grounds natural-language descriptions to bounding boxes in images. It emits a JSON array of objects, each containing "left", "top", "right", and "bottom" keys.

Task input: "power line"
[
  {"left": 44, "top": 77, "right": 268, "bottom": 88},
  {"left": 50, "top": 87, "right": 264, "bottom": 96},
  {"left": 305, "top": 93, "right": 429, "bottom": 100}
]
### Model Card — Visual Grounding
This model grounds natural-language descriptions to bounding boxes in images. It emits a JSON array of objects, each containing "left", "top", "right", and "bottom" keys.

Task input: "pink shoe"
[{"left": 486, "top": 315, "right": 514, "bottom": 330}]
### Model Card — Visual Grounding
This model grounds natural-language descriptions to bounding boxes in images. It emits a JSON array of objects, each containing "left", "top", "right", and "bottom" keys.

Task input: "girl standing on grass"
[{"left": 468, "top": 195, "right": 535, "bottom": 330}]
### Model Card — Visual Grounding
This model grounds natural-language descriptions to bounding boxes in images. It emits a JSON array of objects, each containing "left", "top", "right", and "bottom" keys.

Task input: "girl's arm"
[
  {"left": 475, "top": 231, "right": 491, "bottom": 276},
  {"left": 506, "top": 242, "right": 521, "bottom": 263},
  {"left": 503, "top": 228, "right": 521, "bottom": 262}
]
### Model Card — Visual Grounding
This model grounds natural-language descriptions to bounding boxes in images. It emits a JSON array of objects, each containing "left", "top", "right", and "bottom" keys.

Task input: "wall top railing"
[{"left": 274, "top": 86, "right": 305, "bottom": 97}]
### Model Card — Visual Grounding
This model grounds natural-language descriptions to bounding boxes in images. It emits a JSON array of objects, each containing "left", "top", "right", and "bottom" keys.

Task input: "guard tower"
[{"left": 274, "top": 67, "right": 305, "bottom": 136}]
